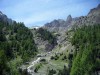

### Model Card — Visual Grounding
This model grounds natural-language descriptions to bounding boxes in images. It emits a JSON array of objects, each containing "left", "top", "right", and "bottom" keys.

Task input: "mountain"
[
  {"left": 31, "top": 4, "right": 100, "bottom": 56},
  {"left": 43, "top": 4, "right": 100, "bottom": 33},
  {"left": 0, "top": 4, "right": 100, "bottom": 75},
  {"left": 0, "top": 11, "right": 14, "bottom": 25}
]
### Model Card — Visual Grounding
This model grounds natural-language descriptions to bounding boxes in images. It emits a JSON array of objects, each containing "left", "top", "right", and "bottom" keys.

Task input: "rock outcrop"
[
  {"left": 43, "top": 16, "right": 71, "bottom": 32},
  {"left": 31, "top": 28, "right": 57, "bottom": 52},
  {"left": 0, "top": 11, "right": 14, "bottom": 25}
]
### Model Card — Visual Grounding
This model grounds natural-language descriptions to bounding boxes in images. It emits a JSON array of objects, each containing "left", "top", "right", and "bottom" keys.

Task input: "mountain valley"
[{"left": 0, "top": 4, "right": 100, "bottom": 75}]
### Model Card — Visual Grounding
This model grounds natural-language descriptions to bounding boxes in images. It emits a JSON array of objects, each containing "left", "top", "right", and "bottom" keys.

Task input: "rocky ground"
[{"left": 20, "top": 29, "right": 74, "bottom": 75}]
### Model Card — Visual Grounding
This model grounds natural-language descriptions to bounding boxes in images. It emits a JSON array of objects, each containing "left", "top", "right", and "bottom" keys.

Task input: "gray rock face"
[
  {"left": 43, "top": 15, "right": 73, "bottom": 33},
  {"left": 88, "top": 4, "right": 100, "bottom": 17},
  {"left": 31, "top": 29, "right": 57, "bottom": 52},
  {"left": 73, "top": 4, "right": 100, "bottom": 26},
  {"left": 97, "top": 4, "right": 100, "bottom": 8},
  {"left": 43, "top": 4, "right": 100, "bottom": 33},
  {"left": 0, "top": 11, "right": 14, "bottom": 25},
  {"left": 44, "top": 19, "right": 67, "bottom": 28},
  {"left": 66, "top": 15, "right": 72, "bottom": 23}
]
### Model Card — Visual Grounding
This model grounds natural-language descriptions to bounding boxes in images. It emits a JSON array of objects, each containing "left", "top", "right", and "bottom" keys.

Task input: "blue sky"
[{"left": 0, "top": 0, "right": 100, "bottom": 27}]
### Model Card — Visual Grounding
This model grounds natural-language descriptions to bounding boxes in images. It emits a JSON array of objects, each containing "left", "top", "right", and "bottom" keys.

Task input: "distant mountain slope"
[
  {"left": 0, "top": 11, "right": 14, "bottom": 25},
  {"left": 43, "top": 4, "right": 100, "bottom": 33}
]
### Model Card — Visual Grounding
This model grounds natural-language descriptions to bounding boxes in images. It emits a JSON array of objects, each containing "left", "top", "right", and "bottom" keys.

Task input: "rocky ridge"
[
  {"left": 43, "top": 4, "right": 100, "bottom": 33},
  {"left": 0, "top": 11, "right": 14, "bottom": 25}
]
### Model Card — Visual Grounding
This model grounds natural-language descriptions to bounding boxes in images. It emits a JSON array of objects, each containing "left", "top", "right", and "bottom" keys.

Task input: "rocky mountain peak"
[
  {"left": 97, "top": 4, "right": 100, "bottom": 8},
  {"left": 0, "top": 11, "right": 14, "bottom": 25},
  {"left": 66, "top": 15, "right": 72, "bottom": 22},
  {"left": 65, "top": 15, "right": 72, "bottom": 26},
  {"left": 88, "top": 4, "right": 100, "bottom": 16},
  {"left": 0, "top": 11, "right": 3, "bottom": 15},
  {"left": 43, "top": 4, "right": 100, "bottom": 33},
  {"left": 66, "top": 15, "right": 72, "bottom": 23}
]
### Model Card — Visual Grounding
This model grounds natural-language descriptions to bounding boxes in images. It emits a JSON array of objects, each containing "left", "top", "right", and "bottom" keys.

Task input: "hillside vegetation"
[
  {"left": 36, "top": 28, "right": 57, "bottom": 45},
  {"left": 70, "top": 24, "right": 100, "bottom": 75},
  {"left": 0, "top": 21, "right": 37, "bottom": 75}
]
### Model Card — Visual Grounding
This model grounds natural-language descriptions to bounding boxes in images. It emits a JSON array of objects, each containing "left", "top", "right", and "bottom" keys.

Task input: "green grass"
[{"left": 7, "top": 56, "right": 23, "bottom": 75}]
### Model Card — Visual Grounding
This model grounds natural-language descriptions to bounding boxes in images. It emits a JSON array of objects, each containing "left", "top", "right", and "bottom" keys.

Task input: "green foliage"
[
  {"left": 48, "top": 69, "right": 56, "bottom": 75},
  {"left": 62, "top": 55, "right": 67, "bottom": 60},
  {"left": 70, "top": 25, "right": 100, "bottom": 75},
  {"left": 58, "top": 65, "right": 69, "bottom": 75},
  {"left": 40, "top": 59, "right": 46, "bottom": 62},
  {"left": 51, "top": 55, "right": 59, "bottom": 60},
  {"left": 51, "top": 56, "right": 55, "bottom": 60},
  {"left": 36, "top": 28, "right": 57, "bottom": 45},
  {"left": 34, "top": 63, "right": 42, "bottom": 73},
  {"left": 8, "top": 56, "right": 23, "bottom": 75},
  {"left": 68, "top": 54, "right": 73, "bottom": 60},
  {"left": 0, "top": 50, "right": 9, "bottom": 75},
  {"left": 0, "top": 21, "right": 37, "bottom": 75}
]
